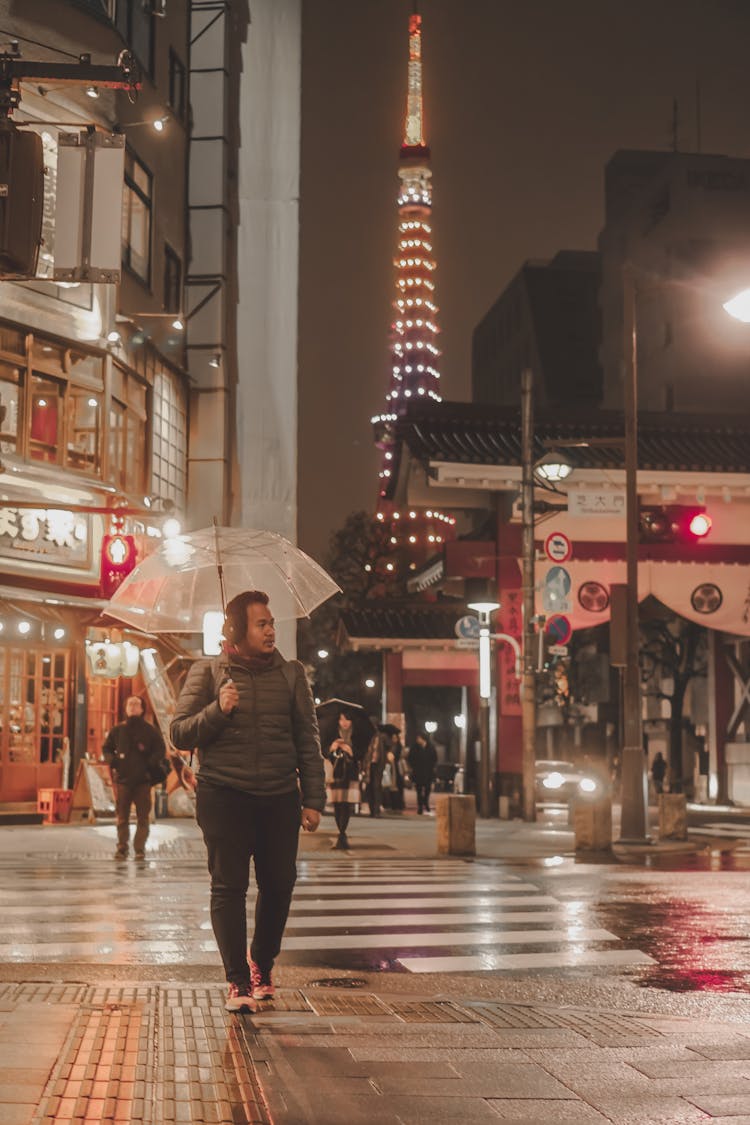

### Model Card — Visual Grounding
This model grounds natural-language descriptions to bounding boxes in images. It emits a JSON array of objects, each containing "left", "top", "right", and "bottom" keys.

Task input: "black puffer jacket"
[
  {"left": 170, "top": 650, "right": 325, "bottom": 811},
  {"left": 102, "top": 717, "right": 166, "bottom": 787}
]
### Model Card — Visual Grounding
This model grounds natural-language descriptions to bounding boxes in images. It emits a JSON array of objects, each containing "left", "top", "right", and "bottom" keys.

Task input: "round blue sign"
[{"left": 455, "top": 614, "right": 481, "bottom": 640}]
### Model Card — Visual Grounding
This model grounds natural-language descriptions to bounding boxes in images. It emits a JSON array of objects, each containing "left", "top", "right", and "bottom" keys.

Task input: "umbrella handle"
[{"left": 218, "top": 672, "right": 237, "bottom": 718}]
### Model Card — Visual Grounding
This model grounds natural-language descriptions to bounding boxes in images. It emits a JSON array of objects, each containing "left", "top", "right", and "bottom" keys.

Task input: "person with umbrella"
[
  {"left": 317, "top": 700, "right": 372, "bottom": 850},
  {"left": 169, "top": 589, "right": 326, "bottom": 1013}
]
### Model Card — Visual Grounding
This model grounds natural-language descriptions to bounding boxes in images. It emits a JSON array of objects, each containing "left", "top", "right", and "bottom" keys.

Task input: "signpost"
[{"left": 544, "top": 531, "right": 572, "bottom": 563}]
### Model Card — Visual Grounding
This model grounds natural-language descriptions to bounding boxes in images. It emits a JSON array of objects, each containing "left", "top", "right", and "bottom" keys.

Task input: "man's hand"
[
  {"left": 181, "top": 764, "right": 197, "bottom": 791},
  {"left": 301, "top": 808, "right": 321, "bottom": 833},
  {"left": 219, "top": 679, "right": 239, "bottom": 714}
]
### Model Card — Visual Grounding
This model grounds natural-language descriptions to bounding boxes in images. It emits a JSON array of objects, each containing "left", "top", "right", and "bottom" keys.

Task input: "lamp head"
[{"left": 534, "top": 450, "right": 574, "bottom": 483}]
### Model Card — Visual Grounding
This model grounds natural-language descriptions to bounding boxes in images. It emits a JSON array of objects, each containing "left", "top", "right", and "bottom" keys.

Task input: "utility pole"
[
  {"left": 521, "top": 368, "right": 537, "bottom": 822},
  {"left": 619, "top": 266, "right": 649, "bottom": 841}
]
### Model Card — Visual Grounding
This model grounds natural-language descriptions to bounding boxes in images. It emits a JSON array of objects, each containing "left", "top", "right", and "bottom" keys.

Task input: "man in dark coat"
[
  {"left": 170, "top": 589, "right": 325, "bottom": 1013},
  {"left": 103, "top": 695, "right": 166, "bottom": 861},
  {"left": 408, "top": 732, "right": 438, "bottom": 815}
]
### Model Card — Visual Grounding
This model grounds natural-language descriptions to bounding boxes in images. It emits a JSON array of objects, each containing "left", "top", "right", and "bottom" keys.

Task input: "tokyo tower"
[{"left": 371, "top": 7, "right": 455, "bottom": 582}]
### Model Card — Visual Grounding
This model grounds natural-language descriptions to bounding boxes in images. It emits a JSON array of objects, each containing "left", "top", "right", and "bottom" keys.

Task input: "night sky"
[{"left": 297, "top": 0, "right": 750, "bottom": 565}]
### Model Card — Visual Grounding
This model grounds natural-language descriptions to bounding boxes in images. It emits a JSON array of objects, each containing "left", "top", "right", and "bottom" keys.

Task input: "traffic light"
[
  {"left": 100, "top": 533, "right": 137, "bottom": 597},
  {"left": 639, "top": 505, "right": 712, "bottom": 544}
]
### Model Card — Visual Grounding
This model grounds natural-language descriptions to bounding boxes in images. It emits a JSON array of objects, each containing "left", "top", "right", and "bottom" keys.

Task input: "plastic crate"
[{"left": 37, "top": 788, "right": 73, "bottom": 824}]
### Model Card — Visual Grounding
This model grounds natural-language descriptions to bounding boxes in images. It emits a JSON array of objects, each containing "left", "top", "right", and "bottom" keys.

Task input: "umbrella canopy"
[
  {"left": 104, "top": 526, "right": 341, "bottom": 632},
  {"left": 316, "top": 698, "right": 375, "bottom": 753},
  {"left": 378, "top": 722, "right": 401, "bottom": 736}
]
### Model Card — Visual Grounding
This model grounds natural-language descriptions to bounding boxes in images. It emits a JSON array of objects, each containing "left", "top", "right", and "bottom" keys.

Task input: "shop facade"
[{"left": 0, "top": 318, "right": 188, "bottom": 804}]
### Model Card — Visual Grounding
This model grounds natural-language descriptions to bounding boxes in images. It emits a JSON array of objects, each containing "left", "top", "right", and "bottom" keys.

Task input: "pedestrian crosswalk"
[
  {"left": 689, "top": 821, "right": 750, "bottom": 850},
  {"left": 290, "top": 858, "right": 654, "bottom": 973},
  {"left": 0, "top": 852, "right": 654, "bottom": 976}
]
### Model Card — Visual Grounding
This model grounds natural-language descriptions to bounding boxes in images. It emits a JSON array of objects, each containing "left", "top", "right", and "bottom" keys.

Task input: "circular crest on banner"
[
  {"left": 690, "top": 583, "right": 723, "bottom": 615},
  {"left": 544, "top": 531, "right": 572, "bottom": 563},
  {"left": 578, "top": 581, "right": 610, "bottom": 613}
]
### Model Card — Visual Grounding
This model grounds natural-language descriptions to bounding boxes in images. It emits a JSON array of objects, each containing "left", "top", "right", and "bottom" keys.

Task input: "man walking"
[
  {"left": 103, "top": 695, "right": 166, "bottom": 861},
  {"left": 408, "top": 732, "right": 438, "bottom": 815},
  {"left": 170, "top": 590, "right": 325, "bottom": 1013}
]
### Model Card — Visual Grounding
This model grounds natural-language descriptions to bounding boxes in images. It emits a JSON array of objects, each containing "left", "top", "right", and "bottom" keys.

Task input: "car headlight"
[
  {"left": 542, "top": 772, "right": 565, "bottom": 790},
  {"left": 579, "top": 777, "right": 597, "bottom": 794}
]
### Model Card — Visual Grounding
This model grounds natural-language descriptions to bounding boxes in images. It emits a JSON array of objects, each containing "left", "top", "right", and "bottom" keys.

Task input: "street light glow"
[{"left": 723, "top": 287, "right": 750, "bottom": 323}]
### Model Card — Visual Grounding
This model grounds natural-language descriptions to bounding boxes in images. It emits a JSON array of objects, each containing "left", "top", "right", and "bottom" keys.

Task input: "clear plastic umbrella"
[{"left": 104, "top": 524, "right": 341, "bottom": 632}]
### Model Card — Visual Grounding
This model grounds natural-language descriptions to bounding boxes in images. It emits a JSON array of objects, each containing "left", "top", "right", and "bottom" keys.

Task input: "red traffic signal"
[
  {"left": 100, "top": 533, "right": 136, "bottom": 597},
  {"left": 688, "top": 512, "right": 712, "bottom": 538},
  {"left": 639, "top": 505, "right": 712, "bottom": 544}
]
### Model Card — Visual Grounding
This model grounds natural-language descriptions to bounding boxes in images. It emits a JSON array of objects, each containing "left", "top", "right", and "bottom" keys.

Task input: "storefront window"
[
  {"left": 122, "top": 151, "right": 152, "bottom": 283},
  {"left": 0, "top": 648, "right": 69, "bottom": 767},
  {"left": 29, "top": 374, "right": 62, "bottom": 463},
  {"left": 66, "top": 391, "right": 102, "bottom": 474},
  {"left": 0, "top": 361, "right": 21, "bottom": 452},
  {"left": 87, "top": 677, "right": 119, "bottom": 761},
  {"left": 152, "top": 369, "right": 187, "bottom": 507},
  {"left": 109, "top": 399, "right": 145, "bottom": 493}
]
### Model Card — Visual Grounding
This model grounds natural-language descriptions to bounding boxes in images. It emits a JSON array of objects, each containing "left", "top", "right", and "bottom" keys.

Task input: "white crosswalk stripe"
[
  {"left": 0, "top": 854, "right": 655, "bottom": 975},
  {"left": 287, "top": 858, "right": 654, "bottom": 973},
  {"left": 689, "top": 822, "right": 750, "bottom": 849}
]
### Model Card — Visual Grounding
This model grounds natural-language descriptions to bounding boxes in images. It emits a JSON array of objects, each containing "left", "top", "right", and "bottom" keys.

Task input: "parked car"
[{"left": 535, "top": 758, "right": 607, "bottom": 805}]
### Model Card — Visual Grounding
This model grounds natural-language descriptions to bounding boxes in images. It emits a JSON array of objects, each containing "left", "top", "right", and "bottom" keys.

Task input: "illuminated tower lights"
[{"left": 369, "top": 8, "right": 454, "bottom": 580}]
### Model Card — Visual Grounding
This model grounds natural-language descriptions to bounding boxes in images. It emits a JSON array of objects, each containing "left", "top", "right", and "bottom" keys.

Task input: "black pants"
[
  {"left": 115, "top": 781, "right": 152, "bottom": 854},
  {"left": 333, "top": 802, "right": 352, "bottom": 835},
  {"left": 416, "top": 781, "right": 432, "bottom": 813},
  {"left": 196, "top": 784, "right": 300, "bottom": 987}
]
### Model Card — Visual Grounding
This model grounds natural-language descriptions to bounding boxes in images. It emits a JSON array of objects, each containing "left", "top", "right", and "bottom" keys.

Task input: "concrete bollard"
[
  {"left": 436, "top": 793, "right": 476, "bottom": 856},
  {"left": 658, "top": 793, "right": 687, "bottom": 840},
  {"left": 573, "top": 798, "right": 612, "bottom": 852}
]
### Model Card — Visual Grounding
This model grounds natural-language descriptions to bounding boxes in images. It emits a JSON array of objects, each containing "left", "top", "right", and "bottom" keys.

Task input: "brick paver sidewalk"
[{"left": 3, "top": 981, "right": 750, "bottom": 1124}]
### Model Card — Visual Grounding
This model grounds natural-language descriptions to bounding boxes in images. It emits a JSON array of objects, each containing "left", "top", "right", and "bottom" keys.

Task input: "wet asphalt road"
[{"left": 2, "top": 813, "right": 750, "bottom": 1017}]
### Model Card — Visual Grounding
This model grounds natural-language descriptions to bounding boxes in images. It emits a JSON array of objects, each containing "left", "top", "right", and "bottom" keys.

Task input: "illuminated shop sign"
[{"left": 0, "top": 507, "right": 90, "bottom": 568}]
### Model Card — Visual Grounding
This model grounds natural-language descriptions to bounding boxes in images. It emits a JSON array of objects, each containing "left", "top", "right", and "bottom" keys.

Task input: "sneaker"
[
  {"left": 249, "top": 959, "right": 275, "bottom": 1001},
  {"left": 134, "top": 851, "right": 146, "bottom": 860},
  {"left": 225, "top": 983, "right": 256, "bottom": 1013},
  {"left": 114, "top": 850, "right": 127, "bottom": 861}
]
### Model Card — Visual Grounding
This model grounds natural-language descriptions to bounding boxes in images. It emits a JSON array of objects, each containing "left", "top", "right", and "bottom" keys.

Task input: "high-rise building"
[{"left": 371, "top": 10, "right": 455, "bottom": 584}]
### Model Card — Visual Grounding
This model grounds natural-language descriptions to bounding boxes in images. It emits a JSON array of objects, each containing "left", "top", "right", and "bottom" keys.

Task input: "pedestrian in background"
[
  {"left": 364, "top": 731, "right": 384, "bottom": 816},
  {"left": 321, "top": 707, "right": 368, "bottom": 849},
  {"left": 408, "top": 731, "right": 437, "bottom": 815},
  {"left": 170, "top": 589, "right": 325, "bottom": 1013},
  {"left": 380, "top": 726, "right": 405, "bottom": 812},
  {"left": 651, "top": 750, "right": 667, "bottom": 794},
  {"left": 103, "top": 695, "right": 167, "bottom": 861}
]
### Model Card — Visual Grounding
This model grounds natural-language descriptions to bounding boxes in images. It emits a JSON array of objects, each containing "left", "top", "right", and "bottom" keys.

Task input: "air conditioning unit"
[{"left": 0, "top": 123, "right": 44, "bottom": 278}]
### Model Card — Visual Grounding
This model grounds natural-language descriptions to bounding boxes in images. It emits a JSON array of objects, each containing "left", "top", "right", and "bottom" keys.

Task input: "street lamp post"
[
  {"left": 619, "top": 265, "right": 649, "bottom": 841},
  {"left": 520, "top": 368, "right": 537, "bottom": 822},
  {"left": 468, "top": 598, "right": 499, "bottom": 818}
]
